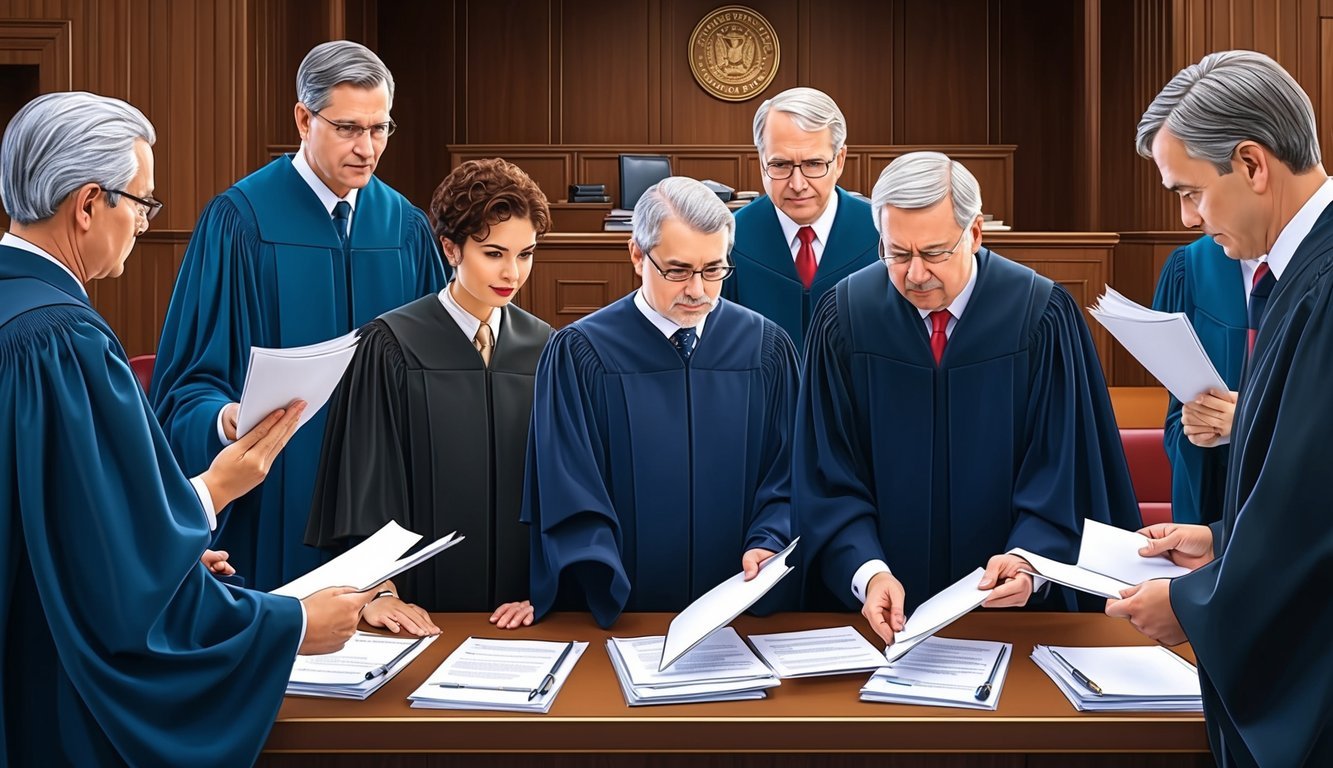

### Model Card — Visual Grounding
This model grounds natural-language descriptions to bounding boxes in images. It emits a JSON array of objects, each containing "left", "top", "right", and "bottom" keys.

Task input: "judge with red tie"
[{"left": 794, "top": 151, "right": 1140, "bottom": 644}]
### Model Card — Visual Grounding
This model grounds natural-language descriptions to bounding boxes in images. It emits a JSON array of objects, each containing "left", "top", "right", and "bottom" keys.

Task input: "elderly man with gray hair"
[
  {"left": 151, "top": 40, "right": 446, "bottom": 591},
  {"left": 0, "top": 91, "right": 373, "bottom": 767},
  {"left": 725, "top": 86, "right": 879, "bottom": 353},
  {"left": 1108, "top": 50, "right": 1333, "bottom": 767},
  {"left": 794, "top": 151, "right": 1139, "bottom": 641},
  {"left": 522, "top": 176, "right": 800, "bottom": 628}
]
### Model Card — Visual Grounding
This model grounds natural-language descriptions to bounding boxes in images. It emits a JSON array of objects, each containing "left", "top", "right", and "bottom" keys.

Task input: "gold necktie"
[{"left": 474, "top": 322, "right": 494, "bottom": 367}]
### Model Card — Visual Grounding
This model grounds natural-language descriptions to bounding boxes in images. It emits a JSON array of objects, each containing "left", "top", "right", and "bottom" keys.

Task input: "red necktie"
[
  {"left": 930, "top": 310, "right": 951, "bottom": 365},
  {"left": 795, "top": 226, "right": 816, "bottom": 290},
  {"left": 1247, "top": 261, "right": 1272, "bottom": 356}
]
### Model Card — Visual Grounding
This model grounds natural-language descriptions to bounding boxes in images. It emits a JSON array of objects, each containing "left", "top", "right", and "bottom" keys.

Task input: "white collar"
[
  {"left": 1, "top": 232, "right": 86, "bottom": 295},
  {"left": 916, "top": 251, "right": 980, "bottom": 321},
  {"left": 774, "top": 190, "right": 839, "bottom": 251},
  {"left": 634, "top": 288, "right": 713, "bottom": 339},
  {"left": 1266, "top": 177, "right": 1333, "bottom": 280},
  {"left": 438, "top": 282, "right": 503, "bottom": 343},
  {"left": 291, "top": 147, "right": 359, "bottom": 215}
]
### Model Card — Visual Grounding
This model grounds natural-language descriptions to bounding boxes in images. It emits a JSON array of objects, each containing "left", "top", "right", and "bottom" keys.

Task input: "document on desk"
[
  {"left": 270, "top": 520, "right": 464, "bottom": 599},
  {"left": 287, "top": 631, "right": 437, "bottom": 700},
  {"left": 1088, "top": 286, "right": 1229, "bottom": 409},
  {"left": 862, "top": 637, "right": 1012, "bottom": 710},
  {"left": 236, "top": 330, "right": 360, "bottom": 436},
  {"left": 659, "top": 538, "right": 798, "bottom": 671},
  {"left": 1010, "top": 519, "right": 1191, "bottom": 600},
  {"left": 883, "top": 567, "right": 993, "bottom": 663},
  {"left": 1032, "top": 644, "right": 1202, "bottom": 711},
  {"left": 606, "top": 628, "right": 779, "bottom": 706},
  {"left": 408, "top": 637, "right": 589, "bottom": 713},
  {"left": 747, "top": 626, "right": 886, "bottom": 678}
]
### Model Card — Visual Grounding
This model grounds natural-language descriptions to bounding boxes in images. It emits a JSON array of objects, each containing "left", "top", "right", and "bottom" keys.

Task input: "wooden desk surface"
[{"left": 266, "top": 612, "right": 1207, "bottom": 757}]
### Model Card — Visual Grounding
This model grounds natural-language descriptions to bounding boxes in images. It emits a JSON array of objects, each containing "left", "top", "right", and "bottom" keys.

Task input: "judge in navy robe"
[
  {"left": 797, "top": 153, "right": 1139, "bottom": 640},
  {"left": 150, "top": 42, "right": 446, "bottom": 589},
  {"left": 309, "top": 159, "right": 552, "bottom": 623},
  {"left": 724, "top": 88, "right": 878, "bottom": 353},
  {"left": 1151, "top": 235, "right": 1250, "bottom": 524},
  {"left": 1111, "top": 50, "right": 1333, "bottom": 767},
  {"left": 0, "top": 91, "right": 367, "bottom": 768},
  {"left": 523, "top": 177, "right": 799, "bottom": 628}
]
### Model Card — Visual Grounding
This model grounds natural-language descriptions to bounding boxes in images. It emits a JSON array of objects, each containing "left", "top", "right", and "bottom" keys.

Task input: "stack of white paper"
[
  {"left": 408, "top": 637, "right": 588, "bottom": 713},
  {"left": 236, "top": 330, "right": 360, "bottom": 436},
  {"left": 270, "top": 521, "right": 464, "bottom": 599},
  {"left": 1011, "top": 519, "right": 1192, "bottom": 600},
  {"left": 747, "top": 626, "right": 886, "bottom": 678},
  {"left": 1032, "top": 644, "right": 1202, "bottom": 712},
  {"left": 287, "top": 631, "right": 437, "bottom": 700},
  {"left": 862, "top": 637, "right": 1012, "bottom": 710},
  {"left": 1088, "top": 286, "right": 1229, "bottom": 409},
  {"left": 606, "top": 627, "right": 779, "bottom": 706},
  {"left": 883, "top": 567, "right": 994, "bottom": 663}
]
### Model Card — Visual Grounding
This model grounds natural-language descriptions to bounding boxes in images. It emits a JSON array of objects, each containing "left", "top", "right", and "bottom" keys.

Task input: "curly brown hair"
[{"left": 428, "top": 158, "right": 551, "bottom": 246}]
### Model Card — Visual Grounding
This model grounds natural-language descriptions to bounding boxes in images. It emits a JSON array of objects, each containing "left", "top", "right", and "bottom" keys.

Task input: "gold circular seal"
[{"left": 688, "top": 6, "right": 780, "bottom": 102}]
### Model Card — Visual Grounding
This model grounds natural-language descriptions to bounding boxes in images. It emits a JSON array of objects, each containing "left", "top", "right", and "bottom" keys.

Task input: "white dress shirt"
[
  {"left": 1264, "top": 177, "right": 1333, "bottom": 281},
  {"left": 439, "top": 282, "right": 503, "bottom": 348},
  {"left": 633, "top": 288, "right": 714, "bottom": 348},
  {"left": 773, "top": 192, "right": 839, "bottom": 267}
]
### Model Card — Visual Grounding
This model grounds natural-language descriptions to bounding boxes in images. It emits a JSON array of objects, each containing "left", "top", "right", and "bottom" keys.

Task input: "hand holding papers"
[
  {"left": 659, "top": 538, "right": 798, "bottom": 671},
  {"left": 606, "top": 628, "right": 779, "bottom": 706},
  {"left": 1032, "top": 645, "right": 1202, "bottom": 711},
  {"left": 236, "top": 330, "right": 359, "bottom": 436},
  {"left": 408, "top": 637, "right": 588, "bottom": 713},
  {"left": 270, "top": 520, "right": 463, "bottom": 599},
  {"left": 1010, "top": 519, "right": 1191, "bottom": 599},
  {"left": 883, "top": 567, "right": 993, "bottom": 663},
  {"left": 287, "top": 631, "right": 436, "bottom": 699},
  {"left": 747, "top": 626, "right": 886, "bottom": 678},
  {"left": 862, "top": 638, "right": 1012, "bottom": 710}
]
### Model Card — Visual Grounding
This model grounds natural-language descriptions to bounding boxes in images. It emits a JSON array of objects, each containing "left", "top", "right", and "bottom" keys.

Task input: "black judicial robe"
[
  {"left": 725, "top": 188, "right": 879, "bottom": 353},
  {"left": 1152, "top": 236, "right": 1246, "bottom": 525},
  {"left": 150, "top": 155, "right": 446, "bottom": 590},
  {"left": 795, "top": 249, "right": 1140, "bottom": 612},
  {"left": 522, "top": 295, "right": 799, "bottom": 627},
  {"left": 307, "top": 294, "right": 551, "bottom": 610},
  {"left": 1171, "top": 200, "right": 1333, "bottom": 767},
  {"left": 0, "top": 247, "right": 302, "bottom": 767}
]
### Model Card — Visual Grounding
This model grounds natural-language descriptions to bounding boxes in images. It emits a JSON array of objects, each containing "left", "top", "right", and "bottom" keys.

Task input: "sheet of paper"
[
  {"left": 1009, "top": 547, "right": 1131, "bottom": 600},
  {"left": 615, "top": 628, "right": 772, "bottom": 688},
  {"left": 605, "top": 635, "right": 777, "bottom": 706},
  {"left": 1037, "top": 645, "right": 1200, "bottom": 698},
  {"left": 747, "top": 626, "right": 886, "bottom": 678},
  {"left": 289, "top": 631, "right": 428, "bottom": 685},
  {"left": 236, "top": 330, "right": 359, "bottom": 436},
  {"left": 1077, "top": 519, "right": 1192, "bottom": 584},
  {"left": 409, "top": 638, "right": 588, "bottom": 713},
  {"left": 659, "top": 538, "right": 798, "bottom": 671},
  {"left": 883, "top": 567, "right": 992, "bottom": 663},
  {"left": 863, "top": 637, "right": 1011, "bottom": 710},
  {"left": 270, "top": 521, "right": 463, "bottom": 599}
]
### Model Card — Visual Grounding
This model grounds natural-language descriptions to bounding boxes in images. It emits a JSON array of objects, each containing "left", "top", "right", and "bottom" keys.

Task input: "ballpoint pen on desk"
[
  {"left": 1050, "top": 649, "right": 1104, "bottom": 696},
  {"left": 364, "top": 637, "right": 426, "bottom": 680},
  {"left": 528, "top": 641, "right": 576, "bottom": 701},
  {"left": 435, "top": 682, "right": 533, "bottom": 693},
  {"left": 974, "top": 644, "right": 1008, "bottom": 701}
]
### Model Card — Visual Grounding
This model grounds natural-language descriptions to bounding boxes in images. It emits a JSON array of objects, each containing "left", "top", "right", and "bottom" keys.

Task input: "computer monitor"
[{"left": 619, "top": 154, "right": 672, "bottom": 210}]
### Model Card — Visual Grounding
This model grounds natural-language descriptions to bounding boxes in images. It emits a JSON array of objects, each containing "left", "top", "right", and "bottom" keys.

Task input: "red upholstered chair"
[
  {"left": 128, "top": 354, "right": 155, "bottom": 395},
  {"left": 1120, "top": 428, "right": 1172, "bottom": 526}
]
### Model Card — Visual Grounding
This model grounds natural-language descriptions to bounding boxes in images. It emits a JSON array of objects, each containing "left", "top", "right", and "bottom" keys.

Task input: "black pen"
[
  {"left": 364, "top": 637, "right": 426, "bottom": 680},
  {"left": 528, "top": 641, "right": 575, "bottom": 701},
  {"left": 974, "top": 644, "right": 1008, "bottom": 701},
  {"left": 1050, "top": 649, "right": 1103, "bottom": 696}
]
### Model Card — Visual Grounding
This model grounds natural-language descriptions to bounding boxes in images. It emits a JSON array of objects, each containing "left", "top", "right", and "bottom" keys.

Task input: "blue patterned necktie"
[
  {"left": 670, "top": 326, "right": 697, "bottom": 362},
  {"left": 332, "top": 200, "right": 351, "bottom": 249}
]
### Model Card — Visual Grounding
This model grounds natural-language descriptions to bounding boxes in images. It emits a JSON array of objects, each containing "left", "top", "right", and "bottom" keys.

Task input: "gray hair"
[
  {"left": 1137, "top": 50, "right": 1319, "bottom": 174},
  {"left": 871, "top": 152, "right": 983, "bottom": 241},
  {"left": 297, "top": 40, "right": 396, "bottom": 113},
  {"left": 632, "top": 176, "right": 736, "bottom": 255},
  {"left": 753, "top": 87, "right": 847, "bottom": 157},
  {"left": 1, "top": 91, "right": 155, "bottom": 225}
]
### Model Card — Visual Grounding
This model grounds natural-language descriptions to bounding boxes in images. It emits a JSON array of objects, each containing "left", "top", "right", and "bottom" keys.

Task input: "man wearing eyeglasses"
[
  {"left": 724, "top": 87, "right": 879, "bottom": 354},
  {"left": 794, "top": 152, "right": 1138, "bottom": 641},
  {"left": 151, "top": 40, "right": 446, "bottom": 590},
  {"left": 523, "top": 177, "right": 800, "bottom": 628}
]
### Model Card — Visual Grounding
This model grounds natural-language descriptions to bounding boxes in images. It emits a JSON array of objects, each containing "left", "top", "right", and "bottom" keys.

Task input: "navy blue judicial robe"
[
  {"left": 1152, "top": 236, "right": 1246, "bottom": 525},
  {"left": 1171, "top": 200, "right": 1333, "bottom": 767},
  {"left": 795, "top": 250, "right": 1140, "bottom": 612},
  {"left": 725, "top": 188, "right": 879, "bottom": 353},
  {"left": 522, "top": 295, "right": 799, "bottom": 627},
  {"left": 150, "top": 155, "right": 447, "bottom": 590},
  {"left": 308, "top": 295, "right": 551, "bottom": 610},
  {"left": 0, "top": 246, "right": 303, "bottom": 767}
]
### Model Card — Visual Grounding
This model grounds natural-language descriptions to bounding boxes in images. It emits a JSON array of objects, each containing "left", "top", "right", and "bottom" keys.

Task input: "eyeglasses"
[
  {"left": 762, "top": 159, "right": 833, "bottom": 180},
  {"left": 642, "top": 248, "right": 735, "bottom": 282},
  {"left": 101, "top": 187, "right": 163, "bottom": 222},
  {"left": 310, "top": 109, "right": 397, "bottom": 141},
  {"left": 879, "top": 229, "right": 967, "bottom": 265}
]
